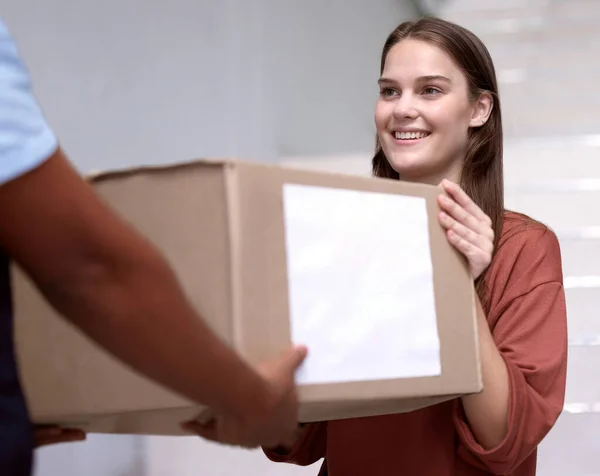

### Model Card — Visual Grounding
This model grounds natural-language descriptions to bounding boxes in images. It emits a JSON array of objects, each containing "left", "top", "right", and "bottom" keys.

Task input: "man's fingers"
[
  {"left": 62, "top": 429, "right": 86, "bottom": 439},
  {"left": 282, "top": 345, "right": 308, "bottom": 371},
  {"left": 181, "top": 420, "right": 219, "bottom": 442},
  {"left": 279, "top": 425, "right": 306, "bottom": 448},
  {"left": 183, "top": 346, "right": 308, "bottom": 450},
  {"left": 34, "top": 428, "right": 86, "bottom": 447},
  {"left": 48, "top": 431, "right": 86, "bottom": 444},
  {"left": 182, "top": 420, "right": 260, "bottom": 449},
  {"left": 259, "top": 345, "right": 308, "bottom": 380},
  {"left": 34, "top": 426, "right": 62, "bottom": 439}
]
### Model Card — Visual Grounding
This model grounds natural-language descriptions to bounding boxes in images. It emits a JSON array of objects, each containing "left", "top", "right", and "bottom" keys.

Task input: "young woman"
[{"left": 263, "top": 17, "right": 568, "bottom": 476}]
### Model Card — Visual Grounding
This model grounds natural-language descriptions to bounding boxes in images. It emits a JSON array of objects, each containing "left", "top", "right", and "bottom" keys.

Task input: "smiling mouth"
[{"left": 393, "top": 131, "right": 431, "bottom": 140}]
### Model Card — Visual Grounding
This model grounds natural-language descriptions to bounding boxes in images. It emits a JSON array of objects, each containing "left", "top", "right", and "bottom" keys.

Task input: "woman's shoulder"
[
  {"left": 499, "top": 210, "right": 557, "bottom": 249},
  {"left": 491, "top": 210, "right": 562, "bottom": 284},
  {"left": 482, "top": 211, "right": 563, "bottom": 314}
]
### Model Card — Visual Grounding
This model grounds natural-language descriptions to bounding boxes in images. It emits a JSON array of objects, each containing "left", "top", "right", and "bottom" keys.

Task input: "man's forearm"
[
  {"left": 0, "top": 150, "right": 274, "bottom": 423},
  {"left": 38, "top": 241, "right": 271, "bottom": 422}
]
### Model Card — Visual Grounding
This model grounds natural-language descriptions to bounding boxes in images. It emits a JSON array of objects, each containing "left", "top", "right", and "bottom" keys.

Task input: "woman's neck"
[{"left": 400, "top": 166, "right": 462, "bottom": 187}]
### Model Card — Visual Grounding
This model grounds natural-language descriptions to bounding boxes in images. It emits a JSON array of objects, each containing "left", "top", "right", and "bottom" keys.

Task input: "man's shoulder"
[{"left": 0, "top": 17, "right": 57, "bottom": 186}]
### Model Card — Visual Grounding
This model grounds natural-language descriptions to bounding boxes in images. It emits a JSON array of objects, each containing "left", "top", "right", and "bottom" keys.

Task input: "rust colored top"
[{"left": 264, "top": 212, "right": 568, "bottom": 476}]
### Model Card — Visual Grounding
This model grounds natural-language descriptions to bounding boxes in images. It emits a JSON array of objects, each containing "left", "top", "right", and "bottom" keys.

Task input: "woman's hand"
[
  {"left": 437, "top": 179, "right": 494, "bottom": 280},
  {"left": 33, "top": 425, "right": 86, "bottom": 448}
]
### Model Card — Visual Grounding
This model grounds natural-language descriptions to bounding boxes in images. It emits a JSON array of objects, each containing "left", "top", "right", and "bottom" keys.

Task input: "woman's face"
[{"left": 374, "top": 38, "right": 491, "bottom": 184}]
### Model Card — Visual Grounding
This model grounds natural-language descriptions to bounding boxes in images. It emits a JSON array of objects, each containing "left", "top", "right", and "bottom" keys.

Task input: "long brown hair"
[{"left": 372, "top": 17, "right": 504, "bottom": 309}]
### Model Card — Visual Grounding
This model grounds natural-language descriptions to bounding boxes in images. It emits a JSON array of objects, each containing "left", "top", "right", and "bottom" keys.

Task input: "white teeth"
[{"left": 394, "top": 131, "right": 429, "bottom": 140}]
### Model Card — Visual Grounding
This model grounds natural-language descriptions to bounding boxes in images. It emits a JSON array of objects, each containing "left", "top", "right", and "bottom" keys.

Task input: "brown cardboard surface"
[{"left": 12, "top": 158, "right": 480, "bottom": 435}]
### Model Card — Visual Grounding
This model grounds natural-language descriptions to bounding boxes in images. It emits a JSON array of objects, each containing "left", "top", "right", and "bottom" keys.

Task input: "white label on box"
[{"left": 282, "top": 183, "right": 440, "bottom": 385}]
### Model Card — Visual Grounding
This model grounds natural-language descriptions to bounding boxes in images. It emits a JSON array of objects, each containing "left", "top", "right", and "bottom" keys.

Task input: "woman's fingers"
[
  {"left": 440, "top": 180, "right": 494, "bottom": 236},
  {"left": 440, "top": 179, "right": 489, "bottom": 222},
  {"left": 436, "top": 181, "right": 495, "bottom": 280},
  {"left": 438, "top": 185, "right": 494, "bottom": 242},
  {"left": 439, "top": 211, "right": 493, "bottom": 254},
  {"left": 437, "top": 194, "right": 487, "bottom": 237},
  {"left": 446, "top": 228, "right": 488, "bottom": 263}
]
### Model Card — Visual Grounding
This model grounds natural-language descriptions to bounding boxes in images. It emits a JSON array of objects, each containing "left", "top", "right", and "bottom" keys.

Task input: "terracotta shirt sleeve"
[
  {"left": 453, "top": 225, "right": 568, "bottom": 474},
  {"left": 262, "top": 422, "right": 328, "bottom": 467}
]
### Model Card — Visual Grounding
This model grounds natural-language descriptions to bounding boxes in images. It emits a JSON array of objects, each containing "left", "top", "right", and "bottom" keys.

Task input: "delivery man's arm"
[
  {"left": 0, "top": 19, "right": 305, "bottom": 450},
  {"left": 0, "top": 150, "right": 306, "bottom": 450}
]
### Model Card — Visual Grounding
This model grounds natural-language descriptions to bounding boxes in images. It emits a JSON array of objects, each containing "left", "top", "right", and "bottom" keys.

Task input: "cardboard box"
[{"left": 12, "top": 158, "right": 480, "bottom": 435}]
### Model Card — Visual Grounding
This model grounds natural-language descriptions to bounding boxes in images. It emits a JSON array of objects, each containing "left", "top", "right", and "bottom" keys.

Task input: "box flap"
[{"left": 84, "top": 157, "right": 240, "bottom": 182}]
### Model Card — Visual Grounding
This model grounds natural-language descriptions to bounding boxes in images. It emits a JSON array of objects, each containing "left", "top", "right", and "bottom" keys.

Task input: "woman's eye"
[
  {"left": 380, "top": 87, "right": 398, "bottom": 98},
  {"left": 423, "top": 87, "right": 441, "bottom": 96}
]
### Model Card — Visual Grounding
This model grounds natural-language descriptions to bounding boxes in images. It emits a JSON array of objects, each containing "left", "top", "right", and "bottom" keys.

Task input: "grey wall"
[
  {"left": 0, "top": 0, "right": 416, "bottom": 474},
  {"left": 3, "top": 0, "right": 412, "bottom": 173}
]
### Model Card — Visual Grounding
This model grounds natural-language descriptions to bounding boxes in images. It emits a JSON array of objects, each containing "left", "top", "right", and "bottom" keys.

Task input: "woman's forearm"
[{"left": 460, "top": 296, "right": 510, "bottom": 449}]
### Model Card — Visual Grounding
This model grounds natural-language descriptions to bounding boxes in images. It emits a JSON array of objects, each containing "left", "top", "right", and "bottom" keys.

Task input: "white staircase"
[{"left": 439, "top": 1, "right": 600, "bottom": 474}]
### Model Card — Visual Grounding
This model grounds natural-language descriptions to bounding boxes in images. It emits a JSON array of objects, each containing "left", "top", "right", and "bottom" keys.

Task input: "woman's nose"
[{"left": 393, "top": 93, "right": 418, "bottom": 119}]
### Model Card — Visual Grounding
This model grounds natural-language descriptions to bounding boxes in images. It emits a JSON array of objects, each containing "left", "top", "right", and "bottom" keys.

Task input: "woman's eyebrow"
[{"left": 378, "top": 75, "right": 452, "bottom": 85}]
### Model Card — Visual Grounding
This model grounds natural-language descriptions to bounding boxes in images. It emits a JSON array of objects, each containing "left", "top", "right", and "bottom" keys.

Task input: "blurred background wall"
[{"left": 1, "top": 0, "right": 598, "bottom": 474}]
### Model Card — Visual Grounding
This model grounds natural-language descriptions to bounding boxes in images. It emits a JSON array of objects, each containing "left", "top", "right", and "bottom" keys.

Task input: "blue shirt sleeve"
[{"left": 0, "top": 18, "right": 57, "bottom": 186}]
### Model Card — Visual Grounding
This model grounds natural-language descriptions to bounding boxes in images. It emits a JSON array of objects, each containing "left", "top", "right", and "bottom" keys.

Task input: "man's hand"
[
  {"left": 182, "top": 345, "right": 307, "bottom": 449},
  {"left": 33, "top": 425, "right": 86, "bottom": 448}
]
